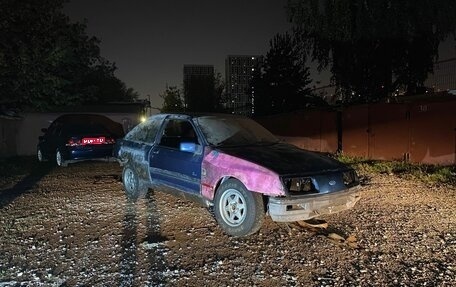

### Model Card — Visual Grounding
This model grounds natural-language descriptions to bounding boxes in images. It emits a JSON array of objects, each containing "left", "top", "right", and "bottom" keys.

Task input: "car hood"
[{"left": 216, "top": 142, "right": 348, "bottom": 176}]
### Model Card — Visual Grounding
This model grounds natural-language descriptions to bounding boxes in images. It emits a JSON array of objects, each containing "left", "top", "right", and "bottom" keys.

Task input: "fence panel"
[
  {"left": 342, "top": 105, "right": 369, "bottom": 158},
  {"left": 409, "top": 101, "right": 456, "bottom": 165},
  {"left": 369, "top": 103, "right": 410, "bottom": 161}
]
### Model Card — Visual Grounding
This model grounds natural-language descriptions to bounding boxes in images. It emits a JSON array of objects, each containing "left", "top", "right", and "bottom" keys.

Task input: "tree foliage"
[
  {"left": 0, "top": 0, "right": 138, "bottom": 111},
  {"left": 213, "top": 72, "right": 226, "bottom": 112},
  {"left": 287, "top": 0, "right": 456, "bottom": 104},
  {"left": 252, "top": 33, "right": 319, "bottom": 116},
  {"left": 160, "top": 86, "right": 184, "bottom": 113}
]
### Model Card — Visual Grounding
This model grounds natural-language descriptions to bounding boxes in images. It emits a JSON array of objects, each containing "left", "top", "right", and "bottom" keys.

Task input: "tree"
[
  {"left": 286, "top": 0, "right": 456, "bottom": 103},
  {"left": 83, "top": 62, "right": 139, "bottom": 104},
  {"left": 213, "top": 72, "right": 225, "bottom": 112},
  {"left": 160, "top": 86, "right": 184, "bottom": 113},
  {"left": 0, "top": 0, "right": 138, "bottom": 111},
  {"left": 251, "top": 33, "right": 317, "bottom": 115}
]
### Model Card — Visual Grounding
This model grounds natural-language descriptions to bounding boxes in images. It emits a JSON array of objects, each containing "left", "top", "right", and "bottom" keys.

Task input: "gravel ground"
[{"left": 0, "top": 161, "right": 455, "bottom": 286}]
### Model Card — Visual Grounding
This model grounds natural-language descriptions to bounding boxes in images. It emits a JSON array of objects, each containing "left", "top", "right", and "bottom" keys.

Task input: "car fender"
[
  {"left": 117, "top": 144, "right": 152, "bottom": 183},
  {"left": 201, "top": 148, "right": 285, "bottom": 201}
]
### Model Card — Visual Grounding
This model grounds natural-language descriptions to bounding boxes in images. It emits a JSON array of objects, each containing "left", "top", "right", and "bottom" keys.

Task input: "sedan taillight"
[
  {"left": 66, "top": 138, "right": 82, "bottom": 146},
  {"left": 105, "top": 137, "right": 115, "bottom": 144}
]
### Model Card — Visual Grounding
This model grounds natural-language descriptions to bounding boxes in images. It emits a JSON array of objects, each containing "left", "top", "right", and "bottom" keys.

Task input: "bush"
[{"left": 335, "top": 154, "right": 456, "bottom": 185}]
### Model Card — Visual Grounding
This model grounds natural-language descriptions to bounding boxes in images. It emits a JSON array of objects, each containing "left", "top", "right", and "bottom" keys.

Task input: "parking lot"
[{"left": 0, "top": 160, "right": 455, "bottom": 286}]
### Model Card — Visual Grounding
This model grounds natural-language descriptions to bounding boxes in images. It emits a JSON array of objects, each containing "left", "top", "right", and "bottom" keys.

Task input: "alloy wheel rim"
[
  {"left": 125, "top": 169, "right": 136, "bottom": 192},
  {"left": 219, "top": 188, "right": 247, "bottom": 227},
  {"left": 56, "top": 151, "right": 62, "bottom": 166}
]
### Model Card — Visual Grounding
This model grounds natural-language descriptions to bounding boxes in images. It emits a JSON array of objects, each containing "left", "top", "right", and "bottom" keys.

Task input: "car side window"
[
  {"left": 159, "top": 119, "right": 199, "bottom": 149},
  {"left": 125, "top": 118, "right": 161, "bottom": 143},
  {"left": 52, "top": 122, "right": 63, "bottom": 136},
  {"left": 45, "top": 121, "right": 58, "bottom": 136}
]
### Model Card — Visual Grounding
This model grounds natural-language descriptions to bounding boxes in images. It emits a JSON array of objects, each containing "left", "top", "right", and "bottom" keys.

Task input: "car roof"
[
  {"left": 151, "top": 112, "right": 247, "bottom": 120},
  {"left": 53, "top": 113, "right": 125, "bottom": 137},
  {"left": 54, "top": 113, "right": 114, "bottom": 123}
]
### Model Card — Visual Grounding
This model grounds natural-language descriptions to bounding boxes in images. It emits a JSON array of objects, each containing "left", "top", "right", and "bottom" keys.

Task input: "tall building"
[
  {"left": 183, "top": 65, "right": 215, "bottom": 112},
  {"left": 225, "top": 55, "right": 263, "bottom": 115},
  {"left": 425, "top": 58, "right": 456, "bottom": 92}
]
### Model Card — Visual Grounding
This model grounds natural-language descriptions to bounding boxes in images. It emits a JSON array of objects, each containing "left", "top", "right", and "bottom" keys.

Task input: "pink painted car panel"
[{"left": 201, "top": 148, "right": 285, "bottom": 200}]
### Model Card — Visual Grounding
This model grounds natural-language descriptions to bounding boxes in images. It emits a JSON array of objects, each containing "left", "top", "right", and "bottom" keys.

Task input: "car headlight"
[
  {"left": 283, "top": 177, "right": 316, "bottom": 193},
  {"left": 342, "top": 170, "right": 358, "bottom": 187}
]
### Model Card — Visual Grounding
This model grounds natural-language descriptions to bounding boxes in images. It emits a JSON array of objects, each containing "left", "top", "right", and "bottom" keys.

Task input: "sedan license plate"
[{"left": 82, "top": 137, "right": 105, "bottom": 145}]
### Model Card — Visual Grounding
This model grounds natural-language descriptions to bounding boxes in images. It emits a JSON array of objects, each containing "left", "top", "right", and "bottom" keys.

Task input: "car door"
[
  {"left": 149, "top": 118, "right": 203, "bottom": 194},
  {"left": 118, "top": 116, "right": 163, "bottom": 182}
]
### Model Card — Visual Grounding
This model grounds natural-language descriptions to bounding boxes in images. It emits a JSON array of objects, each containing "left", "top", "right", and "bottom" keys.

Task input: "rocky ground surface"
[{"left": 0, "top": 160, "right": 455, "bottom": 286}]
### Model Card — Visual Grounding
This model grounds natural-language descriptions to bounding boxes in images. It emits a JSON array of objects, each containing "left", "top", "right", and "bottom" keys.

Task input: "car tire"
[
  {"left": 122, "top": 165, "right": 147, "bottom": 201},
  {"left": 55, "top": 149, "right": 68, "bottom": 167},
  {"left": 37, "top": 147, "right": 46, "bottom": 162},
  {"left": 214, "top": 178, "right": 264, "bottom": 237}
]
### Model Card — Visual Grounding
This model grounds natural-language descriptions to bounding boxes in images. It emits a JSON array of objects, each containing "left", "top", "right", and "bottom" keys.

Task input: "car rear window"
[
  {"left": 53, "top": 114, "right": 125, "bottom": 138},
  {"left": 62, "top": 124, "right": 109, "bottom": 135}
]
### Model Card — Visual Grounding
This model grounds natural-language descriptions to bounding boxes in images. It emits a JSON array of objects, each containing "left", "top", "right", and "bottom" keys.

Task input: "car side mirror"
[
  {"left": 180, "top": 142, "right": 197, "bottom": 153},
  {"left": 180, "top": 142, "right": 203, "bottom": 155},
  {"left": 41, "top": 128, "right": 48, "bottom": 133}
]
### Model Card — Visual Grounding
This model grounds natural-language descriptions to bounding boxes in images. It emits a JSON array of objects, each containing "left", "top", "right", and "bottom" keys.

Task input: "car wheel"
[
  {"left": 37, "top": 148, "right": 46, "bottom": 162},
  {"left": 214, "top": 178, "right": 264, "bottom": 237},
  {"left": 55, "top": 149, "right": 67, "bottom": 167},
  {"left": 122, "top": 165, "right": 146, "bottom": 201}
]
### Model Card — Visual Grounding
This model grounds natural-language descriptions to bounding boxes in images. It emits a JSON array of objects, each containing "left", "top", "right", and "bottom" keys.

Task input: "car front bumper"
[{"left": 268, "top": 186, "right": 361, "bottom": 222}]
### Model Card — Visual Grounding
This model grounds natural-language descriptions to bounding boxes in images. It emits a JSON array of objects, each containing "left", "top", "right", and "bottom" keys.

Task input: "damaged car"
[{"left": 114, "top": 113, "right": 361, "bottom": 237}]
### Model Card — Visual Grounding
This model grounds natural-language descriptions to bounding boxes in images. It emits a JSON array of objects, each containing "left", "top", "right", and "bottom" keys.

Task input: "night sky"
[
  {"left": 64, "top": 0, "right": 455, "bottom": 109},
  {"left": 64, "top": 0, "right": 293, "bottom": 108}
]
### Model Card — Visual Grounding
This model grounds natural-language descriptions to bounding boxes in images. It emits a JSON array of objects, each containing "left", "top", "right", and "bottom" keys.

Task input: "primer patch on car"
[{"left": 201, "top": 148, "right": 284, "bottom": 200}]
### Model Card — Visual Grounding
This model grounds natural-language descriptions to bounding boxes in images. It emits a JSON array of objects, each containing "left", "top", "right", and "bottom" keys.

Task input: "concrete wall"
[{"left": 0, "top": 118, "right": 20, "bottom": 157}]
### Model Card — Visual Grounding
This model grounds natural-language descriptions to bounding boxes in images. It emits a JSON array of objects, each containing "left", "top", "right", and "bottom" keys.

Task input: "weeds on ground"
[{"left": 336, "top": 154, "right": 456, "bottom": 186}]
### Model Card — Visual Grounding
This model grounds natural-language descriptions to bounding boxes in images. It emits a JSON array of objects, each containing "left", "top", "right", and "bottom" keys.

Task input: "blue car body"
[{"left": 114, "top": 113, "right": 361, "bottom": 237}]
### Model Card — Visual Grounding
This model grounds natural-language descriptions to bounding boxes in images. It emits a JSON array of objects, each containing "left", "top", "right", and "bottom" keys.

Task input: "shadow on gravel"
[
  {"left": 0, "top": 161, "right": 54, "bottom": 209},
  {"left": 119, "top": 201, "right": 138, "bottom": 287},
  {"left": 144, "top": 191, "right": 168, "bottom": 283},
  {"left": 119, "top": 191, "right": 168, "bottom": 286}
]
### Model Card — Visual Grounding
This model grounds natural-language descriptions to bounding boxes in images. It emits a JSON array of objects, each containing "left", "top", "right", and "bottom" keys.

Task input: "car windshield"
[{"left": 196, "top": 116, "right": 279, "bottom": 147}]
